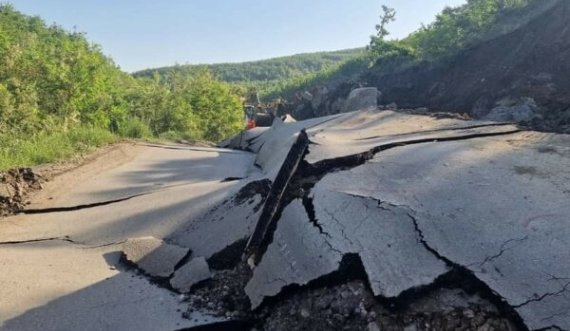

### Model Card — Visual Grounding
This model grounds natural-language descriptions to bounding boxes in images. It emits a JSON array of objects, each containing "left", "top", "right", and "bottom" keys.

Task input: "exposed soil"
[
  {"left": 184, "top": 262, "right": 252, "bottom": 320},
  {"left": 182, "top": 265, "right": 518, "bottom": 331},
  {"left": 257, "top": 282, "right": 516, "bottom": 331},
  {"left": 293, "top": 0, "right": 570, "bottom": 134},
  {"left": 0, "top": 143, "right": 142, "bottom": 217},
  {"left": 370, "top": 0, "right": 570, "bottom": 134},
  {"left": 0, "top": 168, "right": 43, "bottom": 217}
]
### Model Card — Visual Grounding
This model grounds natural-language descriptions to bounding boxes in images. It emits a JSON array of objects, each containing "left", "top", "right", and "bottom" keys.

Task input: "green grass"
[{"left": 0, "top": 126, "right": 118, "bottom": 171}]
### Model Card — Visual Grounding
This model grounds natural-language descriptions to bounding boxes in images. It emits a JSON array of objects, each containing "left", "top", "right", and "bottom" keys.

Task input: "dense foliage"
[
  {"left": 262, "top": 56, "right": 370, "bottom": 101},
  {"left": 401, "top": 0, "right": 534, "bottom": 60},
  {"left": 135, "top": 48, "right": 364, "bottom": 83},
  {"left": 0, "top": 4, "right": 243, "bottom": 169},
  {"left": 135, "top": 48, "right": 365, "bottom": 101}
]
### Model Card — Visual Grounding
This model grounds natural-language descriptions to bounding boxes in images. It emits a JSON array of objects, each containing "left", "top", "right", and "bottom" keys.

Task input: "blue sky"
[{"left": 6, "top": 0, "right": 466, "bottom": 72}]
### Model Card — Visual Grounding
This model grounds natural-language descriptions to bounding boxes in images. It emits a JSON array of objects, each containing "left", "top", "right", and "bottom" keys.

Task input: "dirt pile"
[{"left": 0, "top": 168, "right": 43, "bottom": 217}]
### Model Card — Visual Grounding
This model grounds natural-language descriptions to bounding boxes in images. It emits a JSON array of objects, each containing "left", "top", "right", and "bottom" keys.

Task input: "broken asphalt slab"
[
  {"left": 123, "top": 236, "right": 189, "bottom": 278},
  {"left": 2, "top": 111, "right": 570, "bottom": 330},
  {"left": 171, "top": 257, "right": 212, "bottom": 293},
  {"left": 233, "top": 110, "right": 570, "bottom": 330},
  {"left": 272, "top": 130, "right": 568, "bottom": 330}
]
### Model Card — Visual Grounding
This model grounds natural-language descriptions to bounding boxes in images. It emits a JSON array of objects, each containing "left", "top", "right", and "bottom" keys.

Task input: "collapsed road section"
[
  {"left": 159, "top": 109, "right": 570, "bottom": 331},
  {"left": 2, "top": 110, "right": 568, "bottom": 331}
]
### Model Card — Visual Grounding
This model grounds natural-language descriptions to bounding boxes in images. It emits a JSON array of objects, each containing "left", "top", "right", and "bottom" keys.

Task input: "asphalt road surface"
[
  {"left": 0, "top": 143, "right": 257, "bottom": 331},
  {"left": 1, "top": 109, "right": 569, "bottom": 331}
]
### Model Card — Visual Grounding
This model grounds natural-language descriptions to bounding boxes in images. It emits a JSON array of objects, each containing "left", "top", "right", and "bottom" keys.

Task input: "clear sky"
[{"left": 6, "top": 0, "right": 466, "bottom": 72}]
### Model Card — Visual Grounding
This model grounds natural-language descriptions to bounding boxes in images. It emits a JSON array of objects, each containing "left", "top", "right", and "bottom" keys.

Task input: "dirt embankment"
[
  {"left": 0, "top": 168, "right": 43, "bottom": 217},
  {"left": 366, "top": 0, "right": 570, "bottom": 133},
  {"left": 294, "top": 0, "right": 570, "bottom": 134}
]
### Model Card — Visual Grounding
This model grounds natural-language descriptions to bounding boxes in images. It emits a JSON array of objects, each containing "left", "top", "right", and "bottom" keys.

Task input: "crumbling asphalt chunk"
[
  {"left": 245, "top": 200, "right": 344, "bottom": 309},
  {"left": 245, "top": 192, "right": 450, "bottom": 309},
  {"left": 303, "top": 110, "right": 521, "bottom": 166},
  {"left": 171, "top": 257, "right": 212, "bottom": 293},
  {"left": 123, "top": 237, "right": 189, "bottom": 278}
]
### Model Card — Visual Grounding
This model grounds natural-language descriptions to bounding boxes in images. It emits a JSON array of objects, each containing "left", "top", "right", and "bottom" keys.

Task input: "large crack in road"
[{"left": 195, "top": 110, "right": 569, "bottom": 331}]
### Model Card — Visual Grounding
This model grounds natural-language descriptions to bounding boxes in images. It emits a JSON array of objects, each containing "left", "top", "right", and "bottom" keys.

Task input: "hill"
[
  {"left": 133, "top": 48, "right": 365, "bottom": 98},
  {"left": 367, "top": 0, "right": 569, "bottom": 132},
  {"left": 286, "top": 0, "right": 570, "bottom": 134}
]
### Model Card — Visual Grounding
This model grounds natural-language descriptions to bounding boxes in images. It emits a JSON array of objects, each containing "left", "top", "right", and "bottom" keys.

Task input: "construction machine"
[{"left": 243, "top": 90, "right": 275, "bottom": 129}]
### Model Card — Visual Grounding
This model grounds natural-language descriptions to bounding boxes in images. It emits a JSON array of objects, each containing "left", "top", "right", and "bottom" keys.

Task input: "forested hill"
[{"left": 134, "top": 48, "right": 365, "bottom": 84}]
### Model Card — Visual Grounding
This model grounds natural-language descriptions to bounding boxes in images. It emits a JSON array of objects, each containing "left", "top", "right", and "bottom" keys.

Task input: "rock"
[
  {"left": 343, "top": 87, "right": 381, "bottom": 112},
  {"left": 282, "top": 114, "right": 297, "bottom": 123},
  {"left": 404, "top": 324, "right": 418, "bottom": 331},
  {"left": 484, "top": 97, "right": 540, "bottom": 123},
  {"left": 170, "top": 257, "right": 212, "bottom": 293},
  {"left": 300, "top": 308, "right": 310, "bottom": 318},
  {"left": 302, "top": 91, "right": 313, "bottom": 101},
  {"left": 0, "top": 183, "right": 14, "bottom": 199},
  {"left": 331, "top": 97, "right": 346, "bottom": 114},
  {"left": 385, "top": 102, "right": 397, "bottom": 110},
  {"left": 367, "top": 322, "right": 381, "bottom": 331},
  {"left": 311, "top": 86, "right": 328, "bottom": 110},
  {"left": 122, "top": 237, "right": 189, "bottom": 278}
]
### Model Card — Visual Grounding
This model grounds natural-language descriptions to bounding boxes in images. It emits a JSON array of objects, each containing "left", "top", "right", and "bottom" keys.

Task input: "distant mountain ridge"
[{"left": 133, "top": 48, "right": 365, "bottom": 84}]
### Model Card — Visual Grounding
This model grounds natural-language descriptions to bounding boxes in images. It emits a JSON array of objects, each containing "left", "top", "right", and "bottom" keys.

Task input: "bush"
[
  {"left": 116, "top": 117, "right": 153, "bottom": 139},
  {"left": 0, "top": 5, "right": 245, "bottom": 169},
  {"left": 0, "top": 126, "right": 116, "bottom": 170}
]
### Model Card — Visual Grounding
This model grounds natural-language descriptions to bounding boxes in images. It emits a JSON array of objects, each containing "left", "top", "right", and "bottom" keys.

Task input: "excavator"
[
  {"left": 244, "top": 104, "right": 274, "bottom": 129},
  {"left": 243, "top": 89, "right": 276, "bottom": 129}
]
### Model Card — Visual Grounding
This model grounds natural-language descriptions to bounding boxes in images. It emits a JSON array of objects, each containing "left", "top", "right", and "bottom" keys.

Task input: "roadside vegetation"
[{"left": 0, "top": 4, "right": 243, "bottom": 170}]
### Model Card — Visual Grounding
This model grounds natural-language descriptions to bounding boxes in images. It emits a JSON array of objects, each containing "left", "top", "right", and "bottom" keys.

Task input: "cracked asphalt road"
[
  {"left": 1, "top": 109, "right": 569, "bottom": 331},
  {"left": 0, "top": 143, "right": 258, "bottom": 331},
  {"left": 236, "top": 110, "right": 570, "bottom": 330}
]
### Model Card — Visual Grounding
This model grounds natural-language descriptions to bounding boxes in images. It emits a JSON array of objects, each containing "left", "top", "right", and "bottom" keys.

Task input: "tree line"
[{"left": 0, "top": 4, "right": 243, "bottom": 143}]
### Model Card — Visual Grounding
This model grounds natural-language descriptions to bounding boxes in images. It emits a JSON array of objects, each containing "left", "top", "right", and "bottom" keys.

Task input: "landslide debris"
[
  {"left": 181, "top": 271, "right": 519, "bottom": 331},
  {"left": 256, "top": 282, "right": 516, "bottom": 331},
  {"left": 184, "top": 262, "right": 253, "bottom": 320},
  {"left": 291, "top": 0, "right": 570, "bottom": 134},
  {"left": 0, "top": 168, "right": 43, "bottom": 217}
]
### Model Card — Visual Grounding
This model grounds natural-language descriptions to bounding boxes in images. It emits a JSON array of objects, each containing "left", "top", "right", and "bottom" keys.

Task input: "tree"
[
  {"left": 375, "top": 5, "right": 397, "bottom": 41},
  {"left": 368, "top": 5, "right": 398, "bottom": 59}
]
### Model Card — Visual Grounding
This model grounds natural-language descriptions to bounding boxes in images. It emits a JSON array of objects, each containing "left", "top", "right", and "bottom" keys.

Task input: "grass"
[{"left": 0, "top": 126, "right": 118, "bottom": 171}]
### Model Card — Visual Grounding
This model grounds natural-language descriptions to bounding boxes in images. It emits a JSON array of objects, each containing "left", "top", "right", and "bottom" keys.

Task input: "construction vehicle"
[
  {"left": 244, "top": 104, "right": 274, "bottom": 129},
  {"left": 243, "top": 89, "right": 275, "bottom": 129}
]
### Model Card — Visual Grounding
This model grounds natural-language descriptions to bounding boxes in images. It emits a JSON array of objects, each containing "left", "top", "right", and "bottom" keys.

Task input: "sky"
[{"left": 6, "top": 0, "right": 467, "bottom": 72}]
